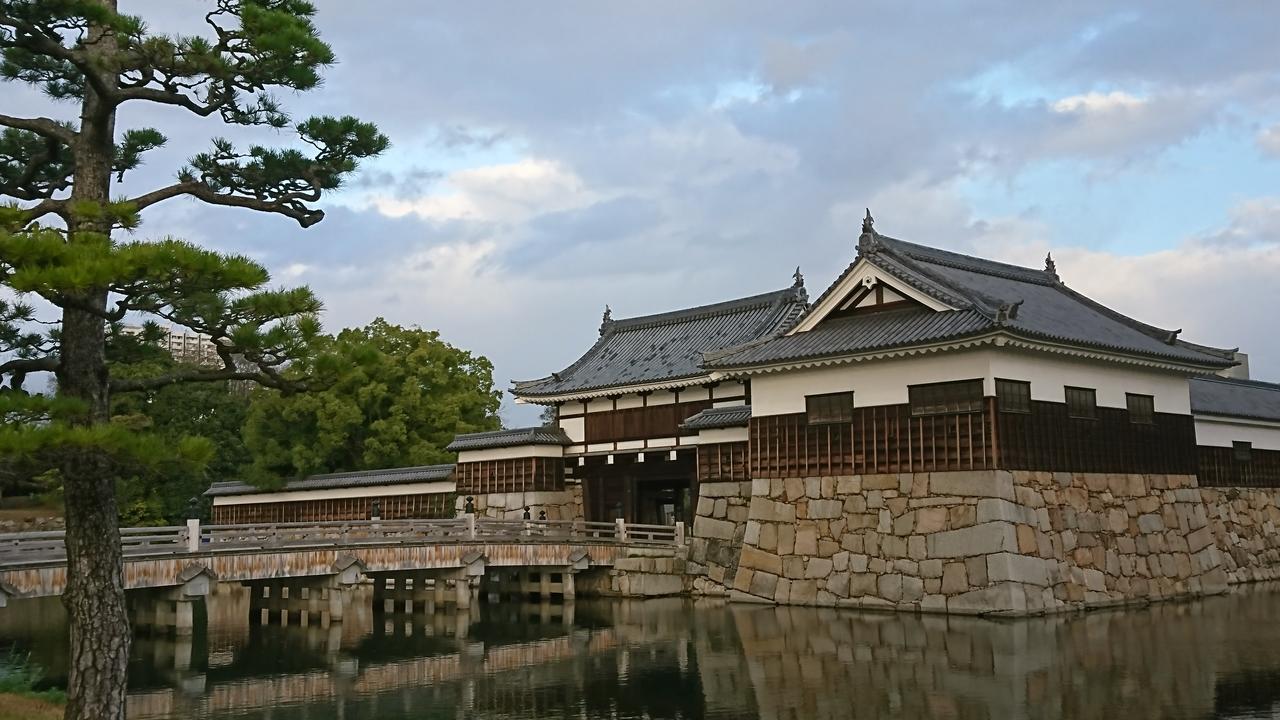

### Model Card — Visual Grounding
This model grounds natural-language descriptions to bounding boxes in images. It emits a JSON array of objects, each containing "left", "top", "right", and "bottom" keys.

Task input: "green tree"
[
  {"left": 244, "top": 318, "right": 501, "bottom": 479},
  {"left": 0, "top": 3, "right": 387, "bottom": 717},
  {"left": 107, "top": 326, "right": 250, "bottom": 525}
]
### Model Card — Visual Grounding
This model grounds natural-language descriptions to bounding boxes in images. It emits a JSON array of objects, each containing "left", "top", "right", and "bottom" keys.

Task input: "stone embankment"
[
  {"left": 690, "top": 470, "right": 1280, "bottom": 614},
  {"left": 455, "top": 486, "right": 584, "bottom": 521}
]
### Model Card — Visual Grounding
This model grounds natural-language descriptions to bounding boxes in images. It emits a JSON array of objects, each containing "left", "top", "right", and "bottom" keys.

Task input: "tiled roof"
[
  {"left": 1190, "top": 377, "right": 1280, "bottom": 423},
  {"left": 511, "top": 285, "right": 808, "bottom": 398},
  {"left": 681, "top": 404, "right": 753, "bottom": 430},
  {"left": 706, "top": 307, "right": 992, "bottom": 367},
  {"left": 708, "top": 229, "right": 1235, "bottom": 370},
  {"left": 446, "top": 426, "right": 571, "bottom": 452},
  {"left": 204, "top": 464, "right": 455, "bottom": 497}
]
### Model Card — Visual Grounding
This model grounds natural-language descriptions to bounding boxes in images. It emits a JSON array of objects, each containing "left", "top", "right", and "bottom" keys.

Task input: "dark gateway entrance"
[{"left": 579, "top": 450, "right": 696, "bottom": 526}]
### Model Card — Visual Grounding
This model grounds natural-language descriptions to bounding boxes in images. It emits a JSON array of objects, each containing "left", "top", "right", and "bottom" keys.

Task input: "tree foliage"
[
  {"left": 244, "top": 319, "right": 501, "bottom": 480},
  {"left": 0, "top": 1, "right": 388, "bottom": 716}
]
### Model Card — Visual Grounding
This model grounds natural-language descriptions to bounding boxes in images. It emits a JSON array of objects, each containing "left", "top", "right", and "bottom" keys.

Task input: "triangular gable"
[{"left": 790, "top": 259, "right": 956, "bottom": 334}]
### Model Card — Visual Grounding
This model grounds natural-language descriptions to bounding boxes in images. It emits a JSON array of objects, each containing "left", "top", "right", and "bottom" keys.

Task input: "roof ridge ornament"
[
  {"left": 599, "top": 304, "right": 613, "bottom": 336},
  {"left": 995, "top": 299, "right": 1024, "bottom": 325},
  {"left": 791, "top": 266, "right": 809, "bottom": 303},
  {"left": 793, "top": 266, "right": 804, "bottom": 288},
  {"left": 1044, "top": 252, "right": 1059, "bottom": 281},
  {"left": 857, "top": 208, "right": 880, "bottom": 255}
]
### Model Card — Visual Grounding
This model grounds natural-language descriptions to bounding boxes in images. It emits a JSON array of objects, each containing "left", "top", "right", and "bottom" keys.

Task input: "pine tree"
[{"left": 0, "top": 2, "right": 387, "bottom": 717}]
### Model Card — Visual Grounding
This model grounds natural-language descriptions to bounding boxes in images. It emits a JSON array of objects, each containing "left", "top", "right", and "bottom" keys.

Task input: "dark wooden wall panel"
[
  {"left": 1198, "top": 446, "right": 1280, "bottom": 487},
  {"left": 697, "top": 441, "right": 749, "bottom": 483},
  {"left": 454, "top": 457, "right": 565, "bottom": 495},
  {"left": 998, "top": 401, "right": 1197, "bottom": 475},
  {"left": 584, "top": 400, "right": 714, "bottom": 444},
  {"left": 749, "top": 399, "right": 997, "bottom": 478},
  {"left": 211, "top": 492, "right": 455, "bottom": 524}
]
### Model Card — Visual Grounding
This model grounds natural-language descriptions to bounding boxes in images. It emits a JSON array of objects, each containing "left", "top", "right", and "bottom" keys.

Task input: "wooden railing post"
[
  {"left": 674, "top": 521, "right": 686, "bottom": 546},
  {"left": 185, "top": 518, "right": 200, "bottom": 553},
  {"left": 615, "top": 518, "right": 628, "bottom": 543},
  {"left": 467, "top": 514, "right": 476, "bottom": 540}
]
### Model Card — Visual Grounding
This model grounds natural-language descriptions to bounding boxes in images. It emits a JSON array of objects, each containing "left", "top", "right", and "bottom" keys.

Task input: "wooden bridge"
[{"left": 0, "top": 517, "right": 687, "bottom": 614}]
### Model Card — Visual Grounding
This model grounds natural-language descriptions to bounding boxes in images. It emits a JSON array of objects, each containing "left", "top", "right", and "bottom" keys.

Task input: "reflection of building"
[
  {"left": 205, "top": 465, "right": 455, "bottom": 524},
  {"left": 121, "top": 324, "right": 221, "bottom": 365}
]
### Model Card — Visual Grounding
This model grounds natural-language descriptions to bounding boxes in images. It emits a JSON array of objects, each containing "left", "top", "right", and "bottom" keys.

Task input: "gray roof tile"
[
  {"left": 204, "top": 464, "right": 455, "bottom": 497},
  {"left": 681, "top": 404, "right": 753, "bottom": 430},
  {"left": 1190, "top": 377, "right": 1280, "bottom": 423},
  {"left": 709, "top": 232, "right": 1234, "bottom": 370},
  {"left": 512, "top": 286, "right": 808, "bottom": 398},
  {"left": 446, "top": 426, "right": 571, "bottom": 452}
]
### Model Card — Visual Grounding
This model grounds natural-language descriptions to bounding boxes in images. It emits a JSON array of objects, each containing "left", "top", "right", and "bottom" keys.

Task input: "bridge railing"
[{"left": 0, "top": 517, "right": 686, "bottom": 567}]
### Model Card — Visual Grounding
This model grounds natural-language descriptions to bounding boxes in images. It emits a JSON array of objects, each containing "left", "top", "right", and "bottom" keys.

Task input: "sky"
[{"left": 10, "top": 1, "right": 1280, "bottom": 426}]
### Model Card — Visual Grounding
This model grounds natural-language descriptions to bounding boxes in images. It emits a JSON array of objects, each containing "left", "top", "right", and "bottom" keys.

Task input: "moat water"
[{"left": 4, "top": 584, "right": 1280, "bottom": 719}]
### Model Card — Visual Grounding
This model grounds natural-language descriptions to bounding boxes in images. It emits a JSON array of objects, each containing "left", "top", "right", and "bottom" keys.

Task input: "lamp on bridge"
[
  {"left": 186, "top": 496, "right": 200, "bottom": 521},
  {"left": 523, "top": 506, "right": 532, "bottom": 520},
  {"left": 464, "top": 496, "right": 475, "bottom": 514},
  {"left": 370, "top": 499, "right": 382, "bottom": 521}
]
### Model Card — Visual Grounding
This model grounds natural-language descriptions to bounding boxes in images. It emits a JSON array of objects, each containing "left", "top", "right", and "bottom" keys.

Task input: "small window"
[
  {"left": 1126, "top": 394, "right": 1154, "bottom": 424},
  {"left": 1234, "top": 441, "right": 1253, "bottom": 463},
  {"left": 1065, "top": 387, "right": 1096, "bottom": 419},
  {"left": 996, "top": 379, "right": 1031, "bottom": 414},
  {"left": 806, "top": 392, "right": 854, "bottom": 425},
  {"left": 909, "top": 379, "right": 984, "bottom": 416}
]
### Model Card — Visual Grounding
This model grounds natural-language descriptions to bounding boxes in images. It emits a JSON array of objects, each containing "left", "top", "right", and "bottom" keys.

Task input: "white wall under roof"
[
  {"left": 456, "top": 444, "right": 564, "bottom": 463},
  {"left": 1195, "top": 416, "right": 1280, "bottom": 451},
  {"left": 750, "top": 348, "right": 1193, "bottom": 416},
  {"left": 211, "top": 480, "right": 455, "bottom": 506}
]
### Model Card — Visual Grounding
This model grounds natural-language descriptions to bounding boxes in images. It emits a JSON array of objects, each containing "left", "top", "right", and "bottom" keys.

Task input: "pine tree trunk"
[{"left": 59, "top": 3, "right": 131, "bottom": 718}]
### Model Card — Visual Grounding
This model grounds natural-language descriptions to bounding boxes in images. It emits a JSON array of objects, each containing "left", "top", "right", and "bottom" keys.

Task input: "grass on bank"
[
  {"left": 0, "top": 650, "right": 64, "bottom": 719},
  {"left": 0, "top": 692, "right": 62, "bottom": 719}
]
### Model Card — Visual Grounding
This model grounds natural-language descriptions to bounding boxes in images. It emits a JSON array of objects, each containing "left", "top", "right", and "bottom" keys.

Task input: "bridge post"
[
  {"left": 466, "top": 513, "right": 476, "bottom": 539},
  {"left": 185, "top": 518, "right": 201, "bottom": 553},
  {"left": 674, "top": 521, "right": 686, "bottom": 545},
  {"left": 616, "top": 518, "right": 628, "bottom": 542}
]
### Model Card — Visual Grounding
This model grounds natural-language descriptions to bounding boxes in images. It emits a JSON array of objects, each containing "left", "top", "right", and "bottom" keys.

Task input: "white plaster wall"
[
  {"left": 988, "top": 350, "right": 1191, "bottom": 413},
  {"left": 712, "top": 399, "right": 748, "bottom": 409},
  {"left": 559, "top": 416, "right": 585, "bottom": 443},
  {"left": 680, "top": 387, "right": 711, "bottom": 402},
  {"left": 750, "top": 350, "right": 994, "bottom": 416},
  {"left": 712, "top": 381, "right": 745, "bottom": 399},
  {"left": 457, "top": 444, "right": 564, "bottom": 463},
  {"left": 1195, "top": 416, "right": 1280, "bottom": 451},
  {"left": 212, "top": 480, "right": 455, "bottom": 506},
  {"left": 698, "top": 427, "right": 749, "bottom": 444},
  {"left": 647, "top": 389, "right": 678, "bottom": 406},
  {"left": 586, "top": 398, "right": 613, "bottom": 413},
  {"left": 615, "top": 394, "right": 644, "bottom": 410},
  {"left": 750, "top": 348, "right": 1194, "bottom": 417}
]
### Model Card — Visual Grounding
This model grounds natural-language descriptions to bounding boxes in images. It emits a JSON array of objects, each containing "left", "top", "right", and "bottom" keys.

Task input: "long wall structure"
[{"left": 446, "top": 214, "right": 1280, "bottom": 615}]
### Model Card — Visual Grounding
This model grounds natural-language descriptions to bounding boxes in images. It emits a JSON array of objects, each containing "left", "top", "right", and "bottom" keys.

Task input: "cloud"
[
  {"left": 1051, "top": 91, "right": 1147, "bottom": 114},
  {"left": 1257, "top": 124, "right": 1280, "bottom": 157}
]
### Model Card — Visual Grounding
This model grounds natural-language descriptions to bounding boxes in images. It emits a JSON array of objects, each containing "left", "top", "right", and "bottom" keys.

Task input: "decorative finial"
[
  {"left": 792, "top": 266, "right": 804, "bottom": 288},
  {"left": 1044, "top": 252, "right": 1058, "bottom": 279},
  {"left": 857, "top": 208, "right": 880, "bottom": 255},
  {"left": 599, "top": 304, "right": 612, "bottom": 335}
]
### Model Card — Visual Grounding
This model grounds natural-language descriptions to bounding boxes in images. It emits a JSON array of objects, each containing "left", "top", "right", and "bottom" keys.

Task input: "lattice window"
[
  {"left": 996, "top": 379, "right": 1031, "bottom": 414},
  {"left": 1235, "top": 441, "right": 1253, "bottom": 463},
  {"left": 1065, "top": 386, "right": 1097, "bottom": 419},
  {"left": 806, "top": 392, "right": 854, "bottom": 425},
  {"left": 1126, "top": 393, "right": 1154, "bottom": 424},
  {"left": 909, "top": 379, "right": 983, "bottom": 416}
]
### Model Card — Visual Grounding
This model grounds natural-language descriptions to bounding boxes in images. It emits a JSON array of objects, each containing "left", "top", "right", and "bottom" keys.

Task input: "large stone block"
[
  {"left": 693, "top": 516, "right": 737, "bottom": 541},
  {"left": 915, "top": 507, "right": 948, "bottom": 534},
  {"left": 947, "top": 582, "right": 1027, "bottom": 614},
  {"left": 739, "top": 546, "right": 784, "bottom": 575},
  {"left": 808, "top": 499, "right": 843, "bottom": 519},
  {"left": 862, "top": 474, "right": 900, "bottom": 490},
  {"left": 794, "top": 527, "right": 819, "bottom": 555},
  {"left": 748, "top": 570, "right": 779, "bottom": 600},
  {"left": 805, "top": 557, "right": 833, "bottom": 579},
  {"left": 701, "top": 481, "right": 748, "bottom": 498},
  {"left": 749, "top": 497, "right": 796, "bottom": 523},
  {"left": 986, "top": 553, "right": 1050, "bottom": 587},
  {"left": 976, "top": 498, "right": 1036, "bottom": 525},
  {"left": 929, "top": 470, "right": 1015, "bottom": 500},
  {"left": 926, "top": 522, "right": 1019, "bottom": 558}
]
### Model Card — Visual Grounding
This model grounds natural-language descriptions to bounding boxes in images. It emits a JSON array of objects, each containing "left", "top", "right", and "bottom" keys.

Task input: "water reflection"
[{"left": 2, "top": 583, "right": 1280, "bottom": 719}]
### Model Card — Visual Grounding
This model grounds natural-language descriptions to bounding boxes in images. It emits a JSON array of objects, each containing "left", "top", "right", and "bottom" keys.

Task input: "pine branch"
[
  {"left": 0, "top": 113, "right": 74, "bottom": 143},
  {"left": 127, "top": 179, "right": 324, "bottom": 227}
]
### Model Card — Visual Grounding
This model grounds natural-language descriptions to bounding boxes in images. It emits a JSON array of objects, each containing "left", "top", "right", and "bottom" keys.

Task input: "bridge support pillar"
[{"left": 455, "top": 570, "right": 472, "bottom": 610}]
